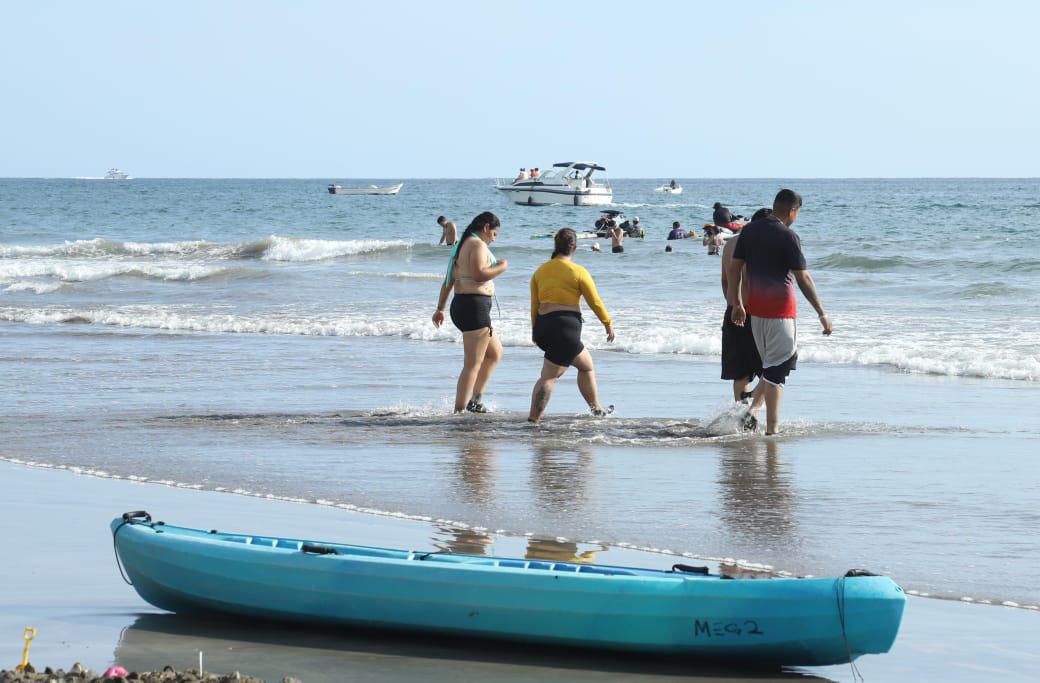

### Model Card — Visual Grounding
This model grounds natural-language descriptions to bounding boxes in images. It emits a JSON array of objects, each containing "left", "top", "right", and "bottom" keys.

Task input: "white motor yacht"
[
  {"left": 327, "top": 182, "right": 403, "bottom": 195},
  {"left": 104, "top": 168, "right": 132, "bottom": 180},
  {"left": 495, "top": 162, "right": 612, "bottom": 206}
]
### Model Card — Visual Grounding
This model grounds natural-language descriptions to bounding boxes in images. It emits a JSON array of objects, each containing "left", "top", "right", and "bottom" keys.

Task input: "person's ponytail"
[{"left": 552, "top": 228, "right": 577, "bottom": 258}]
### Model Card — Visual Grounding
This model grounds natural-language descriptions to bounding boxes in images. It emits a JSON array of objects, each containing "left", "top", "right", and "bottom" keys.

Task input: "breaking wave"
[
  {"left": 2, "top": 305, "right": 1037, "bottom": 382},
  {"left": 0, "top": 235, "right": 414, "bottom": 262}
]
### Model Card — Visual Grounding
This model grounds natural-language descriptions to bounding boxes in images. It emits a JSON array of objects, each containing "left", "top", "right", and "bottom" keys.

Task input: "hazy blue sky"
[{"left": 2, "top": 1, "right": 1036, "bottom": 178}]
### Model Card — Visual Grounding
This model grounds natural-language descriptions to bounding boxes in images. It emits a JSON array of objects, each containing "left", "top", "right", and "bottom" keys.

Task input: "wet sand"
[{"left": 1, "top": 461, "right": 1037, "bottom": 682}]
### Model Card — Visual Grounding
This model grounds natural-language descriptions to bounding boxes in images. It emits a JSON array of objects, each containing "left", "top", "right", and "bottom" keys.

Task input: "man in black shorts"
[
  {"left": 720, "top": 210, "right": 765, "bottom": 420},
  {"left": 727, "top": 190, "right": 832, "bottom": 435}
]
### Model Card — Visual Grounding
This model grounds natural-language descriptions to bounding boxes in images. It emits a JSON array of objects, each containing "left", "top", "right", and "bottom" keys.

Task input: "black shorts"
[
  {"left": 721, "top": 305, "right": 762, "bottom": 380},
  {"left": 612, "top": 245, "right": 624, "bottom": 253},
  {"left": 761, "top": 353, "right": 797, "bottom": 385},
  {"left": 450, "top": 294, "right": 492, "bottom": 332},
  {"left": 533, "top": 311, "right": 584, "bottom": 367}
]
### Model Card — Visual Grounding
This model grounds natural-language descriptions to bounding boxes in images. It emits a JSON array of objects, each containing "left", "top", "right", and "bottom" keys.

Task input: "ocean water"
[{"left": 2, "top": 177, "right": 1039, "bottom": 607}]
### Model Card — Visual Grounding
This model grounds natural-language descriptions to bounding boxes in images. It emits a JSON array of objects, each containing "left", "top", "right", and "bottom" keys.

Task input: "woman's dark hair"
[
  {"left": 552, "top": 228, "right": 577, "bottom": 258},
  {"left": 461, "top": 211, "right": 500, "bottom": 242},
  {"left": 453, "top": 211, "right": 500, "bottom": 267}
]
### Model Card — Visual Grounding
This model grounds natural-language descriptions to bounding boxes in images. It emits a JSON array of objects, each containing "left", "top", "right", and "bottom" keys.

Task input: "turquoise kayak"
[{"left": 112, "top": 512, "right": 904, "bottom": 666}]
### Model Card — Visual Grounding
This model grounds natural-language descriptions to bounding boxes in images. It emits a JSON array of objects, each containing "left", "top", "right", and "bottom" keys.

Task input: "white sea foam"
[
  {"left": 0, "top": 235, "right": 413, "bottom": 262},
  {"left": 3, "top": 281, "right": 64, "bottom": 294},
  {"left": 344, "top": 271, "right": 440, "bottom": 280},
  {"left": 0, "top": 260, "right": 227, "bottom": 282},
  {"left": 260, "top": 235, "right": 412, "bottom": 262},
  {"left": 2, "top": 303, "right": 1037, "bottom": 381}
]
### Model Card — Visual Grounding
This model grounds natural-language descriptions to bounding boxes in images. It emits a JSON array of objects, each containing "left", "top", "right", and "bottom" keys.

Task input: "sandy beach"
[{"left": 2, "top": 460, "right": 1036, "bottom": 682}]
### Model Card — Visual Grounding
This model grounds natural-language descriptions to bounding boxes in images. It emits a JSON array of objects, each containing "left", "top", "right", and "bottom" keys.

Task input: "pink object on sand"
[{"left": 103, "top": 666, "right": 128, "bottom": 678}]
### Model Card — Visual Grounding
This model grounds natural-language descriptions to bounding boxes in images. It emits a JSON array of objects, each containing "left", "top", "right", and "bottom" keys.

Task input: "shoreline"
[{"left": 2, "top": 460, "right": 1038, "bottom": 682}]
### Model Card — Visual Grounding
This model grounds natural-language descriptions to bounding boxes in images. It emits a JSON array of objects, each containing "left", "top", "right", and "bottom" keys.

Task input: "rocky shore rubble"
[{"left": 0, "top": 663, "right": 300, "bottom": 683}]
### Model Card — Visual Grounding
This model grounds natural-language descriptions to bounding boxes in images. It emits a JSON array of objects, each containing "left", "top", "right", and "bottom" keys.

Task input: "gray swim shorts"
[{"left": 750, "top": 316, "right": 798, "bottom": 385}]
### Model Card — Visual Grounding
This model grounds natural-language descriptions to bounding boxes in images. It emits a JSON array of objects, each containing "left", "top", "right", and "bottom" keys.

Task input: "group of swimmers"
[{"left": 431, "top": 189, "right": 832, "bottom": 434}]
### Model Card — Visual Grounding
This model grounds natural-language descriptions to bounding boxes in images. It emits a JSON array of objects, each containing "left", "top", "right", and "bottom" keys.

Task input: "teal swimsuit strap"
[{"left": 445, "top": 236, "right": 501, "bottom": 320}]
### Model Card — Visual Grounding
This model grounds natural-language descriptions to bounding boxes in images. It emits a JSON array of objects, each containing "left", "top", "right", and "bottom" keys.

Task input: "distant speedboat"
[
  {"left": 328, "top": 182, "right": 403, "bottom": 195},
  {"left": 104, "top": 168, "right": 132, "bottom": 180},
  {"left": 495, "top": 162, "right": 612, "bottom": 206},
  {"left": 654, "top": 181, "right": 682, "bottom": 195}
]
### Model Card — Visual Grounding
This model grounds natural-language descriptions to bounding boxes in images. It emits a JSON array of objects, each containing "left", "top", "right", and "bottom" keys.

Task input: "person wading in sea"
[
  {"left": 432, "top": 211, "right": 508, "bottom": 413},
  {"left": 727, "top": 190, "right": 831, "bottom": 435},
  {"left": 528, "top": 228, "right": 615, "bottom": 422},
  {"left": 437, "top": 216, "right": 457, "bottom": 246},
  {"left": 720, "top": 209, "right": 767, "bottom": 418}
]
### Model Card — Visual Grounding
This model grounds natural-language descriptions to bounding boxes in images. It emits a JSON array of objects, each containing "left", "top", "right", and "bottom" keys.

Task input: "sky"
[{"left": 1, "top": 1, "right": 1037, "bottom": 178}]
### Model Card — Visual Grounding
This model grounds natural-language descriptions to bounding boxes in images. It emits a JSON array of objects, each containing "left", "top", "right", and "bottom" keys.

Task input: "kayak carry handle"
[
  {"left": 302, "top": 544, "right": 338, "bottom": 555},
  {"left": 671, "top": 564, "right": 710, "bottom": 575},
  {"left": 121, "top": 511, "right": 152, "bottom": 524}
]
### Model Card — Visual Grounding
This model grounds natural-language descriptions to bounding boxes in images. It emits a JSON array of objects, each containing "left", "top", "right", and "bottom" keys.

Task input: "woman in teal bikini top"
[{"left": 432, "top": 212, "right": 509, "bottom": 413}]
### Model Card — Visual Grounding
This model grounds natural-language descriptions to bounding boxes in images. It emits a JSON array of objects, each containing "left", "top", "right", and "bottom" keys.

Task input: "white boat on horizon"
[
  {"left": 654, "top": 181, "right": 682, "bottom": 195},
  {"left": 328, "top": 182, "right": 403, "bottom": 195},
  {"left": 104, "top": 168, "right": 132, "bottom": 180},
  {"left": 495, "top": 162, "right": 612, "bottom": 206}
]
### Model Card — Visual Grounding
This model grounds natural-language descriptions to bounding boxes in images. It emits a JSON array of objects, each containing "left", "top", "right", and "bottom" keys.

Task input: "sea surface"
[{"left": 2, "top": 177, "right": 1038, "bottom": 609}]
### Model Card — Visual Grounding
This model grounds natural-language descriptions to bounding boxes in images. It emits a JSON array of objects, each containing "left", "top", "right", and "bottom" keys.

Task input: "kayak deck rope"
[
  {"left": 837, "top": 571, "right": 867, "bottom": 683},
  {"left": 113, "top": 510, "right": 153, "bottom": 585}
]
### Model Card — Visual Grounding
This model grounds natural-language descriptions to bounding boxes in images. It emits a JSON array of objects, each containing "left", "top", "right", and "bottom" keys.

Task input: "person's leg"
[
  {"left": 569, "top": 348, "right": 604, "bottom": 412},
  {"left": 528, "top": 359, "right": 567, "bottom": 422},
  {"left": 471, "top": 332, "right": 503, "bottom": 404},
  {"left": 455, "top": 328, "right": 492, "bottom": 413},
  {"left": 732, "top": 375, "right": 753, "bottom": 402},
  {"left": 763, "top": 381, "right": 784, "bottom": 434}
]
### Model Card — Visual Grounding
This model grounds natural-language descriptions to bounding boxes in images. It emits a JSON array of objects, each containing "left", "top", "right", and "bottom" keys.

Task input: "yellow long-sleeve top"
[{"left": 530, "top": 258, "right": 612, "bottom": 326}]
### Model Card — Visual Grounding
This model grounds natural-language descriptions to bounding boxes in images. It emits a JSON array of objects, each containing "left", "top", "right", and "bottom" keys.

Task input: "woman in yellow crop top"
[{"left": 528, "top": 228, "right": 615, "bottom": 422}]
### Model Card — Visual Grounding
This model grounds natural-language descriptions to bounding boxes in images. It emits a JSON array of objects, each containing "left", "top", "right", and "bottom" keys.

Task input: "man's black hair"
[
  {"left": 773, "top": 189, "right": 803, "bottom": 213},
  {"left": 436, "top": 215, "right": 446, "bottom": 223},
  {"left": 750, "top": 207, "right": 773, "bottom": 221},
  {"left": 672, "top": 221, "right": 680, "bottom": 228}
]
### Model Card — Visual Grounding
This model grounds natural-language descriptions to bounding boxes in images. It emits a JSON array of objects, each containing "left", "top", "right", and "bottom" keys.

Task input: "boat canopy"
[{"left": 552, "top": 162, "right": 606, "bottom": 171}]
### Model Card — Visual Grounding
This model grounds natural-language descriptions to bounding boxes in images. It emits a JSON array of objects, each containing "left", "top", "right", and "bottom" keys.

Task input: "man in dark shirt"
[
  {"left": 713, "top": 202, "right": 737, "bottom": 228},
  {"left": 667, "top": 221, "right": 688, "bottom": 240},
  {"left": 726, "top": 189, "right": 832, "bottom": 434}
]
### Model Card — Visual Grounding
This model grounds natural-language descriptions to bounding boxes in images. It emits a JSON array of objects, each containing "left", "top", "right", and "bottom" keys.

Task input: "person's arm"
[
  {"left": 467, "top": 242, "right": 508, "bottom": 282},
  {"left": 578, "top": 269, "right": 615, "bottom": 341},
  {"left": 721, "top": 237, "right": 736, "bottom": 296},
  {"left": 726, "top": 256, "right": 746, "bottom": 325},
  {"left": 438, "top": 227, "right": 446, "bottom": 246},
  {"left": 793, "top": 270, "right": 832, "bottom": 335},
  {"left": 530, "top": 273, "right": 539, "bottom": 329},
  {"left": 432, "top": 280, "right": 454, "bottom": 328}
]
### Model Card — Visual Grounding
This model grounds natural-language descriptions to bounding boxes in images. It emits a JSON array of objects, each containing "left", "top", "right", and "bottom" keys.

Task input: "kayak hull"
[{"left": 113, "top": 517, "right": 904, "bottom": 666}]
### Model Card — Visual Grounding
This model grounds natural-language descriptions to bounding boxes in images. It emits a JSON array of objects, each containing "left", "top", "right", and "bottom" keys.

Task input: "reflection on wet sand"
[
  {"left": 431, "top": 524, "right": 609, "bottom": 565},
  {"left": 450, "top": 440, "right": 496, "bottom": 504},
  {"left": 114, "top": 613, "right": 830, "bottom": 682},
  {"left": 716, "top": 439, "right": 802, "bottom": 552},
  {"left": 432, "top": 525, "right": 495, "bottom": 555},
  {"left": 530, "top": 444, "right": 594, "bottom": 510},
  {"left": 525, "top": 536, "right": 607, "bottom": 564}
]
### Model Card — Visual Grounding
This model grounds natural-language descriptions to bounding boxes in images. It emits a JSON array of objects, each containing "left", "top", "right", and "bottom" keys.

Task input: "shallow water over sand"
[{"left": 2, "top": 177, "right": 1039, "bottom": 609}]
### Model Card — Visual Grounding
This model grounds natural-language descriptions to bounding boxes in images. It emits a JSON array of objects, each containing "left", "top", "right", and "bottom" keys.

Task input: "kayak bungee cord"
[{"left": 112, "top": 510, "right": 153, "bottom": 586}]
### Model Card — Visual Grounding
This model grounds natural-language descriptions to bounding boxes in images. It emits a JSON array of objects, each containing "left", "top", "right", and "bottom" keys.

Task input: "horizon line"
[{"left": 3, "top": 176, "right": 1038, "bottom": 181}]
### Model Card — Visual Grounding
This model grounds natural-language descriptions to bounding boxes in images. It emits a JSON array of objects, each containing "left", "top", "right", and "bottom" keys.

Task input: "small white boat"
[
  {"left": 104, "top": 168, "right": 132, "bottom": 180},
  {"left": 654, "top": 181, "right": 682, "bottom": 195},
  {"left": 328, "top": 182, "right": 403, "bottom": 195},
  {"left": 495, "top": 162, "right": 612, "bottom": 206}
]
